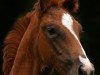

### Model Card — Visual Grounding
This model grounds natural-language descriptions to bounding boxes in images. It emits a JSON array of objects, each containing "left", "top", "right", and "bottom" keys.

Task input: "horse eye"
[
  {"left": 47, "top": 27, "right": 56, "bottom": 34},
  {"left": 46, "top": 26, "right": 57, "bottom": 38}
]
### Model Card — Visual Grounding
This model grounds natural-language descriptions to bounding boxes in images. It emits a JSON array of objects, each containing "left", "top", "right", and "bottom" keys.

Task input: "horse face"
[{"left": 38, "top": 7, "right": 94, "bottom": 75}]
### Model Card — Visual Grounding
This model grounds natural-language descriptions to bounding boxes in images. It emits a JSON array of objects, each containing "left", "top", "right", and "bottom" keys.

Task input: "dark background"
[{"left": 0, "top": 0, "right": 100, "bottom": 75}]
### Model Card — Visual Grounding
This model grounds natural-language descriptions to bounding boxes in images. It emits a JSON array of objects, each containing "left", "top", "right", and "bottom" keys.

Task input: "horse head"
[
  {"left": 37, "top": 0, "right": 95, "bottom": 75},
  {"left": 3, "top": 0, "right": 95, "bottom": 75}
]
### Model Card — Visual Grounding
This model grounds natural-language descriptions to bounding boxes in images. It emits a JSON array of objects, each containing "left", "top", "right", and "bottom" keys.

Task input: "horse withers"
[{"left": 3, "top": 0, "right": 95, "bottom": 75}]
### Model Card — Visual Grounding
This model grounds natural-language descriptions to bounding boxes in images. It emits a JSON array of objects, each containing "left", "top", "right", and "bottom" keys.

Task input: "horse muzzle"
[
  {"left": 78, "top": 64, "right": 95, "bottom": 75},
  {"left": 78, "top": 56, "right": 95, "bottom": 75}
]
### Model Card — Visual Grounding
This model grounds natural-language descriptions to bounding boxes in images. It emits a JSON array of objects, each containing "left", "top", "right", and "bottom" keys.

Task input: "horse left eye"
[
  {"left": 47, "top": 27, "right": 56, "bottom": 34},
  {"left": 46, "top": 26, "right": 57, "bottom": 38}
]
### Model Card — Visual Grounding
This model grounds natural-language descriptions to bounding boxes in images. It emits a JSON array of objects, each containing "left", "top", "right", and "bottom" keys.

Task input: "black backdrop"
[{"left": 0, "top": 0, "right": 100, "bottom": 75}]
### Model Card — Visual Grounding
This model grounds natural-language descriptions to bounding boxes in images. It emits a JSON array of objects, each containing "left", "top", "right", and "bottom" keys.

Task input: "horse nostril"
[
  {"left": 78, "top": 66, "right": 86, "bottom": 75},
  {"left": 90, "top": 70, "right": 95, "bottom": 75},
  {"left": 78, "top": 65, "right": 95, "bottom": 75}
]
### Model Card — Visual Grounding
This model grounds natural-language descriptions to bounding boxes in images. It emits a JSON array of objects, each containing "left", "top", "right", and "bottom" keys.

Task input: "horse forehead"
[
  {"left": 61, "top": 13, "right": 87, "bottom": 55},
  {"left": 61, "top": 13, "right": 76, "bottom": 38},
  {"left": 44, "top": 8, "right": 65, "bottom": 20}
]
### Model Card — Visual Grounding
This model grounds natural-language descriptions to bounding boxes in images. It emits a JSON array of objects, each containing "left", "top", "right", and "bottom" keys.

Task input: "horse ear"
[
  {"left": 63, "top": 0, "right": 79, "bottom": 12},
  {"left": 39, "top": 0, "right": 79, "bottom": 12},
  {"left": 39, "top": 0, "right": 62, "bottom": 12},
  {"left": 39, "top": 0, "right": 48, "bottom": 12}
]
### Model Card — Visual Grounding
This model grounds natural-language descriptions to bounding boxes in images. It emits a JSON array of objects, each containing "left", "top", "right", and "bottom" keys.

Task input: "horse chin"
[
  {"left": 53, "top": 63, "right": 79, "bottom": 75},
  {"left": 51, "top": 69, "right": 60, "bottom": 75},
  {"left": 52, "top": 69, "right": 77, "bottom": 75}
]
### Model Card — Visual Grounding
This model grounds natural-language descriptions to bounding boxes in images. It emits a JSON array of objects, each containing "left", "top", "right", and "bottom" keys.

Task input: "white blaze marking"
[
  {"left": 62, "top": 13, "right": 86, "bottom": 55},
  {"left": 62, "top": 13, "right": 94, "bottom": 73}
]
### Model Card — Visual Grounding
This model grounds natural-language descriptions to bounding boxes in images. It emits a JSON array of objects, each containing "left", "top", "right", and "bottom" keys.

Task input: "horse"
[{"left": 3, "top": 0, "right": 95, "bottom": 75}]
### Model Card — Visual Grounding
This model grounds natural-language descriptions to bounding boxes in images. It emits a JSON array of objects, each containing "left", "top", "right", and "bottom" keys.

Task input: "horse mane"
[{"left": 3, "top": 2, "right": 40, "bottom": 74}]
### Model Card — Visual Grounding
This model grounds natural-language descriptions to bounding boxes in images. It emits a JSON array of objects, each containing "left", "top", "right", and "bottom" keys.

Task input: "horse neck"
[
  {"left": 3, "top": 11, "right": 35, "bottom": 75},
  {"left": 9, "top": 11, "right": 45, "bottom": 75}
]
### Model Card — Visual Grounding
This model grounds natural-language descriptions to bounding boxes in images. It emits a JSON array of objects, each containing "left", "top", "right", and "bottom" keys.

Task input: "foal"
[{"left": 3, "top": 0, "right": 94, "bottom": 75}]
